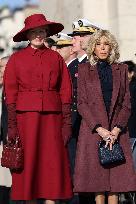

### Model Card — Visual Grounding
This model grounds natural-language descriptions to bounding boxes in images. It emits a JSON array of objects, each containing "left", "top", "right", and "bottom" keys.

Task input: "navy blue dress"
[{"left": 97, "top": 60, "right": 113, "bottom": 116}]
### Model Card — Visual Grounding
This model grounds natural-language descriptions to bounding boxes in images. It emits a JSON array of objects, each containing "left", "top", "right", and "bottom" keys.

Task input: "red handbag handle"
[{"left": 7, "top": 135, "right": 22, "bottom": 148}]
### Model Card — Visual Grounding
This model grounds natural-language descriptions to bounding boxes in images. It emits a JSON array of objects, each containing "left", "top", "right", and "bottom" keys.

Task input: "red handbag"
[{"left": 1, "top": 136, "right": 24, "bottom": 170}]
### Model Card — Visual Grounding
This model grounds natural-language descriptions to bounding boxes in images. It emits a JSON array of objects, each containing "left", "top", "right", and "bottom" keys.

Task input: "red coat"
[
  {"left": 4, "top": 45, "right": 72, "bottom": 111},
  {"left": 74, "top": 62, "right": 136, "bottom": 192},
  {"left": 4, "top": 46, "right": 73, "bottom": 200}
]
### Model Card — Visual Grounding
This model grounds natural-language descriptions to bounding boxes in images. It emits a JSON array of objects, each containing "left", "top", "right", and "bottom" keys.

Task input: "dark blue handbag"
[{"left": 98, "top": 140, "right": 125, "bottom": 166}]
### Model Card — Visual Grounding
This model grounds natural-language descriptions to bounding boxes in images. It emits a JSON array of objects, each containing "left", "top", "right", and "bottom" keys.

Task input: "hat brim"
[
  {"left": 55, "top": 44, "right": 73, "bottom": 48},
  {"left": 13, "top": 21, "right": 64, "bottom": 42},
  {"left": 68, "top": 31, "right": 93, "bottom": 37}
]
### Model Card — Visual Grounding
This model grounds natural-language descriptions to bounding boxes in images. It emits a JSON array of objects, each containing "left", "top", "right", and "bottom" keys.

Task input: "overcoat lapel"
[
  {"left": 109, "top": 64, "right": 120, "bottom": 119},
  {"left": 89, "top": 64, "right": 108, "bottom": 119},
  {"left": 89, "top": 63, "right": 120, "bottom": 123}
]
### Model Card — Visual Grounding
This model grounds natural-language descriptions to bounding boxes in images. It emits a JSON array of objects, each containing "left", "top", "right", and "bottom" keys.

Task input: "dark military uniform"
[
  {"left": 68, "top": 58, "right": 80, "bottom": 133},
  {"left": 67, "top": 58, "right": 79, "bottom": 204},
  {"left": 67, "top": 58, "right": 79, "bottom": 176},
  {"left": 79, "top": 56, "right": 88, "bottom": 64},
  {"left": 67, "top": 56, "right": 88, "bottom": 173}
]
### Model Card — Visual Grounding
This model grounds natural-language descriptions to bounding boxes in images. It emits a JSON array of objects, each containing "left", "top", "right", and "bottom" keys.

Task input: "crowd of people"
[{"left": 0, "top": 12, "right": 136, "bottom": 204}]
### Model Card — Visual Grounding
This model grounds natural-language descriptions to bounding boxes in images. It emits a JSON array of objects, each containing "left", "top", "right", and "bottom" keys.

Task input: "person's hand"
[
  {"left": 96, "top": 127, "right": 114, "bottom": 150},
  {"left": 111, "top": 126, "right": 121, "bottom": 142},
  {"left": 104, "top": 127, "right": 121, "bottom": 150},
  {"left": 96, "top": 127, "right": 111, "bottom": 140},
  {"left": 105, "top": 136, "right": 114, "bottom": 150}
]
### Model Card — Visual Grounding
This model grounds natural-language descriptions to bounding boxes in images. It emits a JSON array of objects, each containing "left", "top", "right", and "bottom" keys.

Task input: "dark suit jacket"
[
  {"left": 128, "top": 78, "right": 136, "bottom": 137},
  {"left": 79, "top": 56, "right": 88, "bottom": 64},
  {"left": 68, "top": 58, "right": 79, "bottom": 116},
  {"left": 68, "top": 56, "right": 88, "bottom": 139},
  {"left": 0, "top": 94, "right": 8, "bottom": 144},
  {"left": 68, "top": 58, "right": 81, "bottom": 139}
]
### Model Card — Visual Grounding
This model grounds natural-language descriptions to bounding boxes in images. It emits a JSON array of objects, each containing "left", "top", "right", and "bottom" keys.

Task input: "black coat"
[
  {"left": 128, "top": 78, "right": 136, "bottom": 138},
  {"left": 68, "top": 58, "right": 81, "bottom": 139},
  {"left": 0, "top": 94, "right": 8, "bottom": 144},
  {"left": 68, "top": 57, "right": 88, "bottom": 139},
  {"left": 68, "top": 59, "right": 79, "bottom": 114}
]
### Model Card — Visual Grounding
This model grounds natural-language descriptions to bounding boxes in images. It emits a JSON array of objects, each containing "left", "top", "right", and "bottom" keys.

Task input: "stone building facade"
[
  {"left": 39, "top": 0, "right": 136, "bottom": 62},
  {"left": 0, "top": 4, "right": 40, "bottom": 57}
]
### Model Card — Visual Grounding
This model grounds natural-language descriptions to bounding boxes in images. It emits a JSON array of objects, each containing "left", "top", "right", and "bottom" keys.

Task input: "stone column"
[{"left": 39, "top": 0, "right": 83, "bottom": 32}]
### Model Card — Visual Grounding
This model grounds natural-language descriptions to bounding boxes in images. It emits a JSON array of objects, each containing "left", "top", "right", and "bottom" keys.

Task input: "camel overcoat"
[{"left": 74, "top": 62, "right": 136, "bottom": 193}]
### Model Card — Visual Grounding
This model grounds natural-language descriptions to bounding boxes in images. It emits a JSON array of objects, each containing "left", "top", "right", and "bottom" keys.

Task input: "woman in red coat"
[
  {"left": 4, "top": 14, "right": 73, "bottom": 204},
  {"left": 74, "top": 30, "right": 136, "bottom": 204}
]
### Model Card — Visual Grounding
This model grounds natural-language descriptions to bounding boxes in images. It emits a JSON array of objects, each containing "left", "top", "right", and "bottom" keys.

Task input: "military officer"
[
  {"left": 55, "top": 33, "right": 77, "bottom": 64},
  {"left": 55, "top": 33, "right": 79, "bottom": 125},
  {"left": 68, "top": 21, "right": 87, "bottom": 63},
  {"left": 68, "top": 18, "right": 102, "bottom": 63},
  {"left": 55, "top": 33, "right": 79, "bottom": 170},
  {"left": 55, "top": 33, "right": 79, "bottom": 204}
]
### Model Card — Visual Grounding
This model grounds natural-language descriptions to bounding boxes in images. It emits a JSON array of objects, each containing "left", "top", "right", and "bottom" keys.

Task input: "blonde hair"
[{"left": 87, "top": 30, "right": 120, "bottom": 65}]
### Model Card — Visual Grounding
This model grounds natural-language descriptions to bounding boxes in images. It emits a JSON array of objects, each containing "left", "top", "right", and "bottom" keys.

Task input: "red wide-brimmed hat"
[{"left": 13, "top": 13, "right": 64, "bottom": 42}]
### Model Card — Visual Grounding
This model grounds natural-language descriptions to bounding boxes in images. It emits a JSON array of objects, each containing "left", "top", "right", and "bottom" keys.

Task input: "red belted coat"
[{"left": 4, "top": 45, "right": 73, "bottom": 200}]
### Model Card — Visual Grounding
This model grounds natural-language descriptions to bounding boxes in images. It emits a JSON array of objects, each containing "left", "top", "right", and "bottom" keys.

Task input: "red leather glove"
[
  {"left": 62, "top": 104, "right": 72, "bottom": 146},
  {"left": 7, "top": 103, "right": 18, "bottom": 143}
]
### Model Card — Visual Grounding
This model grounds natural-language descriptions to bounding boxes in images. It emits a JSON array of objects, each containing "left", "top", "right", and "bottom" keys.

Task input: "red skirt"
[{"left": 11, "top": 111, "right": 73, "bottom": 200}]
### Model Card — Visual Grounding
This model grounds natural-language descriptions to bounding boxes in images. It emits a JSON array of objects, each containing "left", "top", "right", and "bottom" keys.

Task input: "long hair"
[{"left": 87, "top": 30, "right": 120, "bottom": 65}]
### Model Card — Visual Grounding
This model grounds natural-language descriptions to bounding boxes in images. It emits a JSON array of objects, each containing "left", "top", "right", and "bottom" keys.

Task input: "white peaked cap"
[
  {"left": 78, "top": 18, "right": 105, "bottom": 30},
  {"left": 56, "top": 33, "right": 73, "bottom": 40}
]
